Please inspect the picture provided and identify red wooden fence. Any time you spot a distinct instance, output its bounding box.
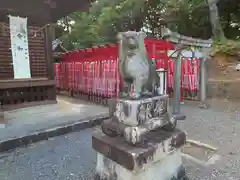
[54,38,200,103]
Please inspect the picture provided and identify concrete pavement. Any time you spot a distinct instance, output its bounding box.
[0,95,108,152]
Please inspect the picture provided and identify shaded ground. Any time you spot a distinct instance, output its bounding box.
[0,95,107,141]
[0,99,239,179]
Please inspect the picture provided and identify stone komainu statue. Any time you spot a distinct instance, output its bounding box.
[101,31,178,145]
[117,31,161,99]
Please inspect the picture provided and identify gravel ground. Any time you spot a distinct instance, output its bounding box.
[0,129,96,180]
[0,100,239,180]
[179,100,240,180]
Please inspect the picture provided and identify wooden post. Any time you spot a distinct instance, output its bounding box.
[45,24,56,101]
[198,57,209,109]
[173,52,182,116]
[45,24,54,80]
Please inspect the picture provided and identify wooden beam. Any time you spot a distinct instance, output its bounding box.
[0,78,55,89]
[44,24,56,101]
[162,27,212,48]
[44,24,54,80]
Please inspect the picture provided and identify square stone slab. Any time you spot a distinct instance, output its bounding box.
[92,128,186,172]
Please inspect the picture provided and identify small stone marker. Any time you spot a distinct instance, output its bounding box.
[235,63,240,71]
[0,109,6,128]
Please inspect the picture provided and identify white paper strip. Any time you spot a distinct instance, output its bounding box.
[157,68,166,95]
[168,50,203,58]
[9,15,31,79]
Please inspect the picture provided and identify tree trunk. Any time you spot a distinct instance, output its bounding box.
[207,0,225,41]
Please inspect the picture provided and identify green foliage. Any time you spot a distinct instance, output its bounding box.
[211,40,240,57]
[166,0,211,39]
[59,0,145,50]
[60,12,101,49]
[56,0,240,50]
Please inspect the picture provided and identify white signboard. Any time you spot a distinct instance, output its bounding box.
[9,15,31,79]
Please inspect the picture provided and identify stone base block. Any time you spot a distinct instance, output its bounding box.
[104,95,178,145]
[108,95,169,127]
[92,128,186,180]
[94,151,185,180]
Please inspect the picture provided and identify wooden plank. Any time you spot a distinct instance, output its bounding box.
[0,79,55,89]
[32,75,48,78]
[0,61,12,64]
[31,75,48,78]
[0,69,14,73]
[0,55,12,59]
[0,48,11,52]
[29,47,45,51]
[31,70,48,73]
[30,59,47,62]
[31,71,48,75]
[0,76,13,79]
[30,70,48,73]
[29,56,46,59]
[31,64,47,67]
[29,51,45,54]
[29,43,45,46]
[0,59,47,65]
[31,66,47,68]
[28,38,44,41]
[31,64,49,67]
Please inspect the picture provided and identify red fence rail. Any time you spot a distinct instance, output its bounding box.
[54,38,200,104]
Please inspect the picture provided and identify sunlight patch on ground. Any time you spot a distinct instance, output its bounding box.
[57,99,86,112]
[181,139,221,167]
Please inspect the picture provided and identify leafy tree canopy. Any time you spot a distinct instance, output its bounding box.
[56,0,240,50]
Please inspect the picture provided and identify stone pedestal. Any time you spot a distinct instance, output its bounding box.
[102,95,177,145]
[92,128,186,180]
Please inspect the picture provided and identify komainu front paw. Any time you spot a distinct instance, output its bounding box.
[131,92,141,99]
[123,127,142,145]
[101,120,119,137]
[163,116,177,131]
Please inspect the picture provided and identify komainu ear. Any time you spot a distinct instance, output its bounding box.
[138,31,146,39]
[117,32,123,40]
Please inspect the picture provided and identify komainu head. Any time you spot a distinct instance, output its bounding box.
[117,31,145,51]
